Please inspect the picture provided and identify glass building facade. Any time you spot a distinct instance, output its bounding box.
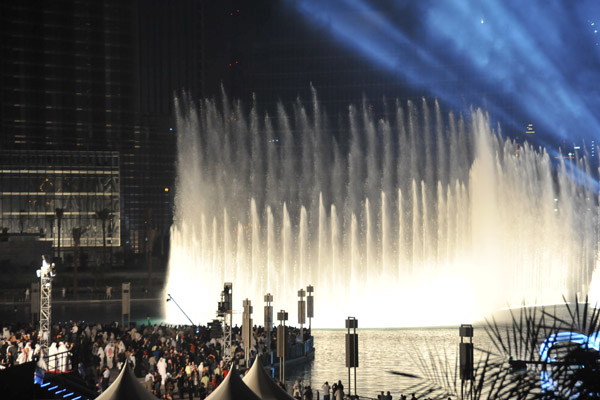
[0,0,182,258]
[0,150,120,249]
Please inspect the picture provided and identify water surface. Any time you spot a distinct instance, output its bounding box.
[286,328,492,398]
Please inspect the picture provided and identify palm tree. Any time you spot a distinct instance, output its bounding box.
[72,226,86,299]
[94,209,113,268]
[55,208,65,263]
[19,209,26,233]
[45,215,54,239]
[406,296,600,400]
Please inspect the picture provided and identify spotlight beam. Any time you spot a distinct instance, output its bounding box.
[288,0,600,191]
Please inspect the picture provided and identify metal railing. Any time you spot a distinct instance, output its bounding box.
[43,350,73,373]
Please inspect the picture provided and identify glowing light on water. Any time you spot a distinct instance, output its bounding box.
[164,93,598,328]
[539,331,600,393]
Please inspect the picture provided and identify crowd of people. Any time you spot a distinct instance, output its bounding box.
[0,320,312,399]
[0,321,442,400]
[319,381,428,400]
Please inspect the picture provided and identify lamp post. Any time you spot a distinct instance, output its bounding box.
[459,324,474,400]
[306,285,314,331]
[298,289,306,349]
[122,283,131,328]
[264,293,273,364]
[242,299,253,367]
[277,310,288,381]
[345,317,358,398]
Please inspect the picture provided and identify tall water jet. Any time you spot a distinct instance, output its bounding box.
[165,93,599,327]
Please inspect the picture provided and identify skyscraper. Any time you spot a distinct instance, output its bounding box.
[0,0,193,262]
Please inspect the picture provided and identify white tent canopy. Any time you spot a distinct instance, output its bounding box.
[95,361,158,400]
[243,357,295,400]
[205,366,262,400]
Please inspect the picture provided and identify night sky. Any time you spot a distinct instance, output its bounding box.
[206,0,599,164]
[289,0,600,153]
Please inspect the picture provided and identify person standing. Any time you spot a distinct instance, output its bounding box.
[145,370,154,391]
[304,385,313,400]
[34,344,46,370]
[334,380,344,400]
[97,344,105,368]
[200,372,210,396]
[116,347,126,370]
[48,342,57,370]
[175,367,186,399]
[105,341,115,369]
[157,357,168,387]
[322,381,330,400]
[102,366,110,391]
[58,341,68,372]
[71,323,78,342]
[293,379,303,399]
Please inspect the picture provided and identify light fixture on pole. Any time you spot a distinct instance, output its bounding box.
[277,310,288,381]
[37,256,55,350]
[217,283,233,360]
[460,324,474,400]
[306,285,314,331]
[122,282,131,328]
[264,293,273,364]
[345,317,358,398]
[242,299,253,367]
[298,289,306,351]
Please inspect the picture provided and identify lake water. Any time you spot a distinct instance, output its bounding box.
[285,328,492,399]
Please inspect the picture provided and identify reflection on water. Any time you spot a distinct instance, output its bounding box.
[286,328,492,398]
[0,299,164,326]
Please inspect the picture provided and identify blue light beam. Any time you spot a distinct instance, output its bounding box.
[288,0,600,190]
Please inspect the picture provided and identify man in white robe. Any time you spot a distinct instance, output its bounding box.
[16,344,26,365]
[58,342,68,372]
[97,344,105,368]
[105,341,114,369]
[24,342,33,362]
[48,343,58,371]
[34,344,46,370]
[157,357,167,387]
